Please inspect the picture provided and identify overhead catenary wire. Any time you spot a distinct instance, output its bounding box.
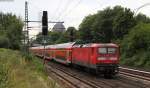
[134,3,150,15]
[61,0,115,27]
[57,0,102,28]
[55,0,73,21]
[51,0,62,21]
[58,0,82,21]
[25,0,66,32]
[54,0,73,21]
[27,1,43,25]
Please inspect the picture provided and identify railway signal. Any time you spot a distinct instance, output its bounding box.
[42,11,48,64]
[42,11,48,35]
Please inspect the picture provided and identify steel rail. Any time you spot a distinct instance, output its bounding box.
[119,67,150,81]
[46,64,103,88]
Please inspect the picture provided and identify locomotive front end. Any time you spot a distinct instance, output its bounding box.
[96,44,119,77]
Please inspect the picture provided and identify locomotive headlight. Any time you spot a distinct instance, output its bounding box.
[110,57,117,60]
[97,57,106,60]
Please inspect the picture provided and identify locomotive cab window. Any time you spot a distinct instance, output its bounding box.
[98,48,107,54]
[108,48,116,54]
[98,47,116,54]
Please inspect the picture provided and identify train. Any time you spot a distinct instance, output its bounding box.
[30,42,120,78]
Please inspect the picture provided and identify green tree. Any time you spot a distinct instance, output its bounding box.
[79,14,96,43]
[0,36,10,48]
[48,31,62,44]
[0,12,23,49]
[92,7,114,43]
[121,23,150,68]
[79,6,136,43]
[135,13,150,23]
[34,32,59,45]
[112,6,136,39]
[50,27,77,44]
[66,27,77,42]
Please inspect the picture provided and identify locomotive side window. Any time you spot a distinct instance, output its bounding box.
[108,48,116,54]
[98,48,107,54]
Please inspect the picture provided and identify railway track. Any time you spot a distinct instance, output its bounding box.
[119,67,150,81]
[45,64,103,88]
[44,61,150,88]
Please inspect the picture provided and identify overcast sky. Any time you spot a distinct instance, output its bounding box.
[0,0,150,36]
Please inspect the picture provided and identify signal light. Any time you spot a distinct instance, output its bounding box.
[42,11,48,35]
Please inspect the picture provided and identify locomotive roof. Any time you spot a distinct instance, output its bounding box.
[92,43,118,47]
[73,43,118,48]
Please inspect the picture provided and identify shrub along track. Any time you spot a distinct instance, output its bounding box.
[44,61,150,88]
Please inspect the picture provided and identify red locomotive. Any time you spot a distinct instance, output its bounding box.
[30,42,119,77]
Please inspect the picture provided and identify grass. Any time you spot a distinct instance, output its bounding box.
[0,48,61,88]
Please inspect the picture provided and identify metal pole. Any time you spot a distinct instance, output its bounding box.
[43,35,46,64]
[25,1,29,54]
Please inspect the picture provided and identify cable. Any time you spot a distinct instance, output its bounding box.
[58,0,82,21]
[56,0,73,20]
[59,0,82,21]
[134,3,150,15]
[51,0,62,20]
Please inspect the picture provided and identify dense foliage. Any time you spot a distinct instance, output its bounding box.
[121,23,150,68]
[79,6,136,43]
[0,12,23,49]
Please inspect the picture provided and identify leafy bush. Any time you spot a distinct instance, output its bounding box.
[0,12,23,50]
[121,23,150,69]
[0,36,10,48]
[0,64,9,88]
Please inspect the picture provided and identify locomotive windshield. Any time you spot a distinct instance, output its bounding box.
[98,47,116,54]
[98,48,107,54]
